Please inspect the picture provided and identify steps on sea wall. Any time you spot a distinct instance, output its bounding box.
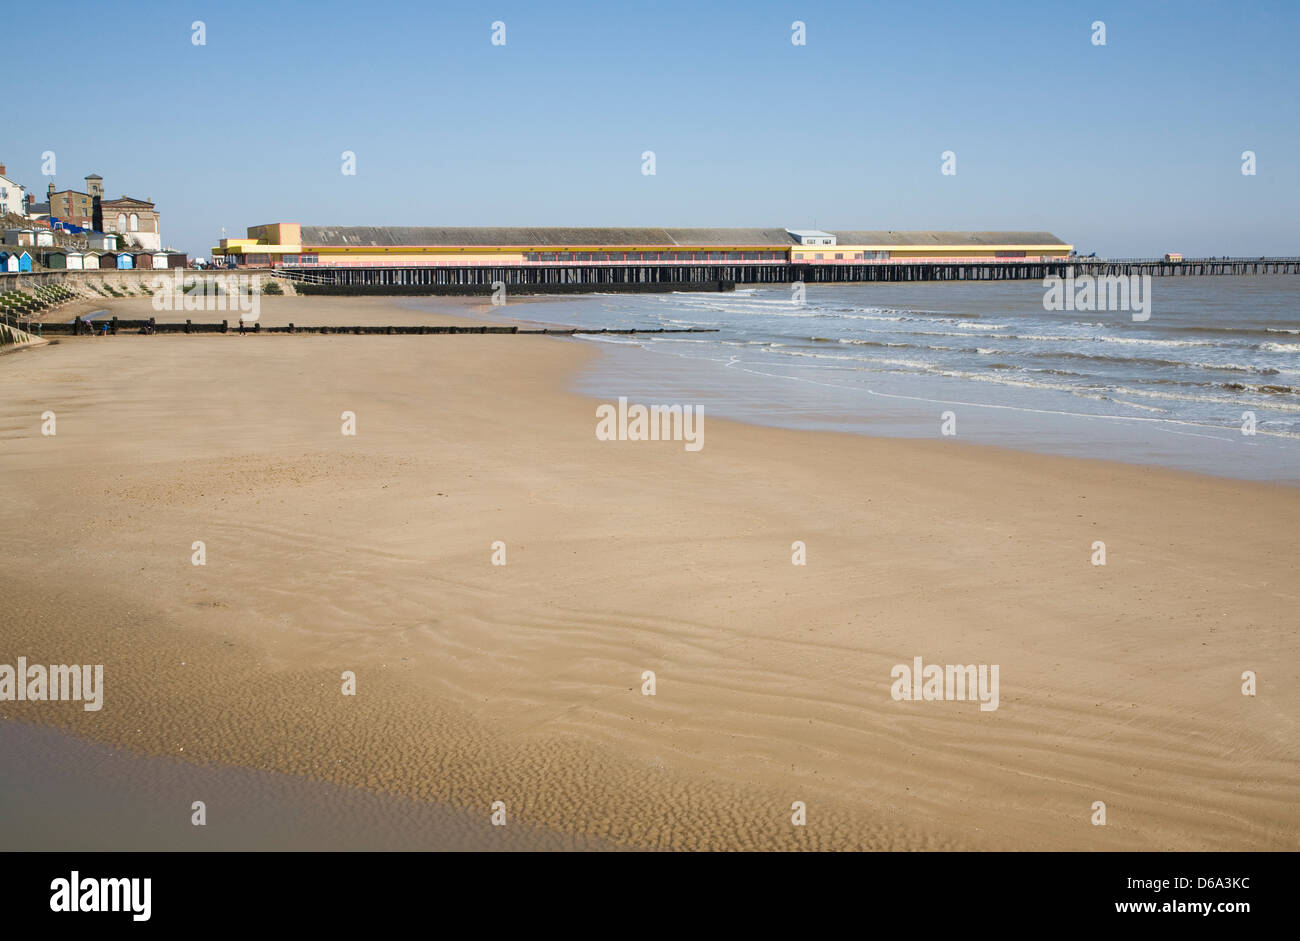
[0,320,45,352]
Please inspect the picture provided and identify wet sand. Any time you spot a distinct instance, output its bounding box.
[0,721,614,851]
[0,295,1296,850]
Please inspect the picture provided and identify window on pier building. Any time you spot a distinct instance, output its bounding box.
[814,253,823,260]
[835,253,843,259]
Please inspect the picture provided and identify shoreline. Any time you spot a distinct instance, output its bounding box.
[465,284,1300,486]
[55,291,1298,486]
[2,295,1296,851]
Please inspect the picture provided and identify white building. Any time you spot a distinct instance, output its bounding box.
[0,164,26,218]
[786,229,837,247]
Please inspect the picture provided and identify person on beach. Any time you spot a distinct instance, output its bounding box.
[239,316,246,336]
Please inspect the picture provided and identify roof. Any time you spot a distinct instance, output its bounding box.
[827,230,1069,246]
[298,226,1069,248]
[102,196,154,207]
[300,226,796,247]
[85,173,102,180]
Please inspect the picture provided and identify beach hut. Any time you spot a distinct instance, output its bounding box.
[116,253,134,270]
[42,250,67,269]
[35,229,54,247]
[166,252,188,268]
[64,251,86,271]
[82,252,100,270]
[148,252,168,270]
[98,252,118,270]
[18,251,32,272]
[1,252,16,273]
[87,232,118,251]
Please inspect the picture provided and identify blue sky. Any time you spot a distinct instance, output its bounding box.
[6,0,1297,256]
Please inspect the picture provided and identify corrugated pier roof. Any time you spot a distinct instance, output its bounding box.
[828,231,1067,245]
[301,226,795,247]
[298,226,1070,248]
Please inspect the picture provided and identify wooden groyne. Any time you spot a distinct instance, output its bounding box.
[30,318,720,338]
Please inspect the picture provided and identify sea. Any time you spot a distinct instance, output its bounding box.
[475,275,1300,483]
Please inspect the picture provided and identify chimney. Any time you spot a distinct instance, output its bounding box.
[48,182,56,198]
[0,164,6,176]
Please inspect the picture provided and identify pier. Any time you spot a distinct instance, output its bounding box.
[275,256,1300,293]
[3,256,1297,304]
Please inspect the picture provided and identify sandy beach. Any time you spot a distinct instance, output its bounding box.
[1,294,1295,851]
